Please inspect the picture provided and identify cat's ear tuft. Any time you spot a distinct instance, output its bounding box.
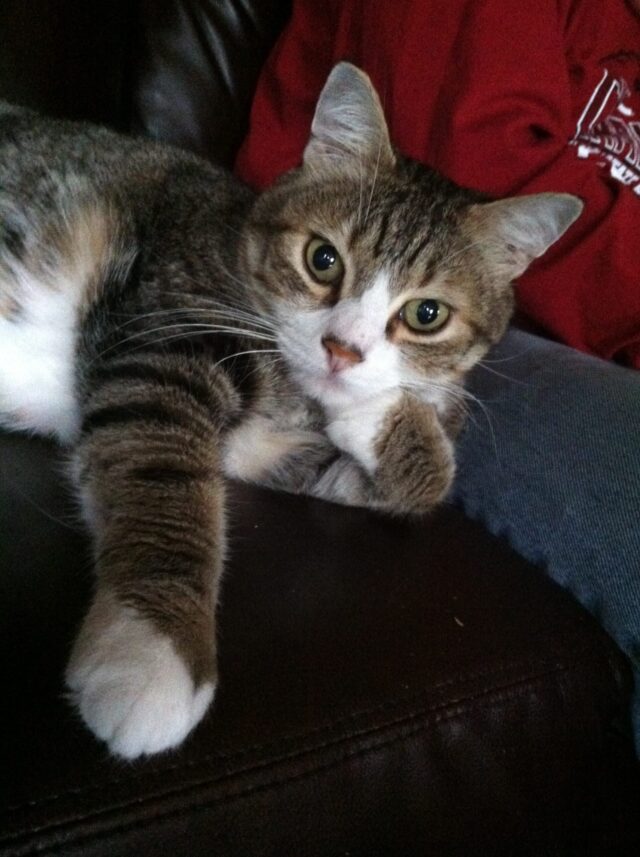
[303,62,395,174]
[466,193,584,280]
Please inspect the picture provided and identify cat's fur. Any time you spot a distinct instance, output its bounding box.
[0,64,582,758]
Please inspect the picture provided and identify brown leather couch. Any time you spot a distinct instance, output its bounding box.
[1,2,639,855]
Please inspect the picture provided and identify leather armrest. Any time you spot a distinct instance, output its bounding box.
[1,431,638,856]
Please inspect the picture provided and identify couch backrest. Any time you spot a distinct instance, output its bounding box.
[0,0,134,129]
[0,0,290,166]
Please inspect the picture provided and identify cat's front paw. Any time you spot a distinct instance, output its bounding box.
[325,389,401,473]
[374,398,455,516]
[66,594,215,759]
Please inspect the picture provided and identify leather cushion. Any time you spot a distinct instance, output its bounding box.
[1,431,638,856]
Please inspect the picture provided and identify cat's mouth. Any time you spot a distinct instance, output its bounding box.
[295,357,382,412]
[302,363,353,392]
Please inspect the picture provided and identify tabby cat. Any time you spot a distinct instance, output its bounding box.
[0,63,582,758]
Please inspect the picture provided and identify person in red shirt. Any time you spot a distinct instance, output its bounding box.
[236,0,640,755]
[237,0,640,367]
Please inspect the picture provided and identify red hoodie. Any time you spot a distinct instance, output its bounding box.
[235,0,640,368]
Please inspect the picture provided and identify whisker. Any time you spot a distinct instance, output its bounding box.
[357,145,364,230]
[436,236,506,269]
[111,306,276,333]
[215,348,280,368]
[3,478,82,532]
[362,132,384,228]
[93,322,277,363]
[476,362,530,385]
[231,353,284,386]
[401,378,498,452]
[218,222,245,239]
[92,328,280,362]
[161,290,278,329]
[480,345,535,365]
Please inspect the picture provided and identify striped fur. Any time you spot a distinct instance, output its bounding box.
[0,64,582,757]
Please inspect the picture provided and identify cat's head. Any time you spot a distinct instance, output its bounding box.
[242,62,582,413]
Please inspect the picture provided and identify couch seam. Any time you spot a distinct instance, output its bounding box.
[1,658,620,854]
[6,667,618,857]
[1,636,606,817]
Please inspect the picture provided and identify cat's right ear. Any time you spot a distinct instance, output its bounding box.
[465,193,584,280]
[303,62,395,175]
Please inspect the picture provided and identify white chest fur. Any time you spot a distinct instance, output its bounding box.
[0,201,123,443]
[0,285,81,442]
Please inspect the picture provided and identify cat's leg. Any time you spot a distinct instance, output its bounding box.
[325,391,455,516]
[66,381,225,758]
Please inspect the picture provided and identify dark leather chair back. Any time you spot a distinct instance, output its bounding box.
[0,0,290,166]
[130,0,291,164]
[0,0,134,128]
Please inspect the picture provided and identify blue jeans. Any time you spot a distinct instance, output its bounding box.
[452,328,640,754]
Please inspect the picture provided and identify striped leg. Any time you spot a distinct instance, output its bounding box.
[66,354,233,758]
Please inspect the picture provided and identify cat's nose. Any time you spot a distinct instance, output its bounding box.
[322,336,364,372]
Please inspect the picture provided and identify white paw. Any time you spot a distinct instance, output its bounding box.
[66,600,214,759]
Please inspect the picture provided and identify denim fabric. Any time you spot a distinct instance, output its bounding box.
[452,328,640,753]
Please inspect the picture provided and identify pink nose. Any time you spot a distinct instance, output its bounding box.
[322,336,364,372]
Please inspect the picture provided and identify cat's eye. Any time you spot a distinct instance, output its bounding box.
[401,299,451,334]
[305,238,344,285]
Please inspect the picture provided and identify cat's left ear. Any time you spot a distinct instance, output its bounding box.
[303,62,395,174]
[465,193,584,280]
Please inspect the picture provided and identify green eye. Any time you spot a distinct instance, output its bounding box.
[402,299,451,333]
[305,238,344,285]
